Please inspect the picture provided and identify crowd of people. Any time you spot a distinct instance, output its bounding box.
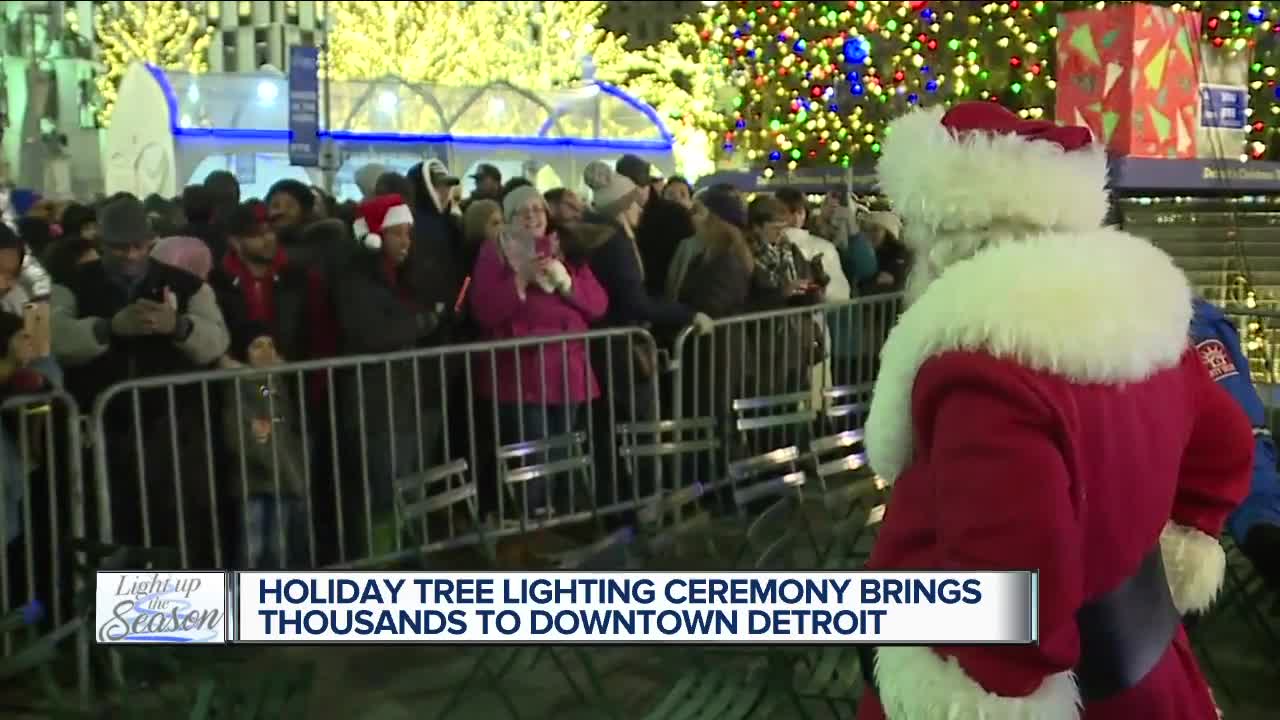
[0,153,912,578]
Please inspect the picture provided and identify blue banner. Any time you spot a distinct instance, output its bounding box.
[288,46,320,167]
[1200,84,1248,130]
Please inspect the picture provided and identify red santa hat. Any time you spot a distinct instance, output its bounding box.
[877,102,1109,240]
[353,194,413,251]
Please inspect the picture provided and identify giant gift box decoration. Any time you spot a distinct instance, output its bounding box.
[1055,3,1200,158]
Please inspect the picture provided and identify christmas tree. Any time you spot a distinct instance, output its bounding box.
[94,2,211,126]
[601,21,736,179]
[696,0,1072,172]
[687,1,1280,171]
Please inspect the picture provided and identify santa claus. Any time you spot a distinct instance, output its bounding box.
[855,101,1254,719]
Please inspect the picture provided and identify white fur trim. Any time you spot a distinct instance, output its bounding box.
[878,106,1109,235]
[865,228,1191,484]
[875,646,1081,720]
[1159,522,1226,615]
[353,218,379,250]
[381,203,412,229]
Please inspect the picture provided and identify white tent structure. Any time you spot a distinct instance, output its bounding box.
[103,62,676,200]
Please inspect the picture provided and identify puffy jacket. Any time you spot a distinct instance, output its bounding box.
[1189,297,1280,542]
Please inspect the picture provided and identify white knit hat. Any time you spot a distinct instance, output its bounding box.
[583,160,639,216]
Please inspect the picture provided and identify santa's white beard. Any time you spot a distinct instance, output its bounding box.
[903,255,937,307]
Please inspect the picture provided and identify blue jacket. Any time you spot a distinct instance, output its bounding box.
[1189,298,1280,541]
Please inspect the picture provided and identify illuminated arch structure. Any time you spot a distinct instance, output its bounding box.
[104,63,674,200]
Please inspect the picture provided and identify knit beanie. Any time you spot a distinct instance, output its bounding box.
[502,185,545,223]
[354,164,388,200]
[583,161,639,218]
[699,188,748,230]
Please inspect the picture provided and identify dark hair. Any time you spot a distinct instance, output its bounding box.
[666,175,692,191]
[0,221,25,256]
[14,217,49,257]
[747,196,788,228]
[500,177,534,201]
[202,170,241,211]
[60,203,96,239]
[181,184,215,225]
[543,188,569,205]
[42,235,95,285]
[265,179,316,214]
[773,187,808,214]
[374,171,413,200]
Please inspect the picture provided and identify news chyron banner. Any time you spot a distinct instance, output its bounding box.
[96,571,1037,645]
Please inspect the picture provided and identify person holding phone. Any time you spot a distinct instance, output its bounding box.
[48,194,230,557]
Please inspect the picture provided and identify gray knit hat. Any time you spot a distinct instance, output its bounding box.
[502,185,545,223]
[97,195,154,248]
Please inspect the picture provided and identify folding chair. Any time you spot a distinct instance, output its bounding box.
[805,429,887,563]
[1191,536,1280,703]
[392,458,493,567]
[497,432,595,530]
[730,392,817,463]
[724,446,820,568]
[434,526,637,720]
[617,416,723,567]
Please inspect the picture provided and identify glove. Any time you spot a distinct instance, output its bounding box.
[136,299,178,335]
[543,259,573,295]
[110,304,148,337]
[691,312,714,336]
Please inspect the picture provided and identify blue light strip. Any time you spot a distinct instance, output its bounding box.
[147,65,673,152]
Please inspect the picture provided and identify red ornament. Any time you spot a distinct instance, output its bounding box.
[1212,36,1225,47]
[811,86,824,98]
[927,39,938,50]
[894,70,906,81]
[1208,17,1219,29]
[1010,57,1021,67]
[772,0,781,7]
[1009,0,1019,7]
[1030,63,1042,75]
[808,150,818,158]
[909,1,928,9]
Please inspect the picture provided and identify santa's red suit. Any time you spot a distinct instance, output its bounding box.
[854,103,1254,720]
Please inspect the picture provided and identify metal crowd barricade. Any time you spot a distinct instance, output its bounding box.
[87,326,663,572]
[0,388,89,704]
[667,293,904,495]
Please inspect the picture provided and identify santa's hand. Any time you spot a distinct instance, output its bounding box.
[543,259,573,295]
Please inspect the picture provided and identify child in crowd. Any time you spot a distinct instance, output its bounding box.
[221,323,308,569]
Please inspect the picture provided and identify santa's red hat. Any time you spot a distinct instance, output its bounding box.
[353,194,413,250]
[877,102,1108,239]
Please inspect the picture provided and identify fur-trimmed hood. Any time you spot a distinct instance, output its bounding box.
[865,227,1193,484]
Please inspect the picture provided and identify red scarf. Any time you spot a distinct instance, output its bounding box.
[224,249,288,324]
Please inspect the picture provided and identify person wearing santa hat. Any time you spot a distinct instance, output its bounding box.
[334,193,444,556]
[855,102,1253,720]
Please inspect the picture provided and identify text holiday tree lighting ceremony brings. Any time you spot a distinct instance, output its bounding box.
[212,570,1034,644]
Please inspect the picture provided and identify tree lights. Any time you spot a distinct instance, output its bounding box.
[94,2,211,127]
[688,1,1280,171]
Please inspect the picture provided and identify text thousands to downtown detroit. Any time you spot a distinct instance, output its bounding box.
[253,576,984,639]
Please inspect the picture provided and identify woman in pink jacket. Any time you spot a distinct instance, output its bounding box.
[470,186,608,517]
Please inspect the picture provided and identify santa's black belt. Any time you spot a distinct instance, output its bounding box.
[857,546,1180,703]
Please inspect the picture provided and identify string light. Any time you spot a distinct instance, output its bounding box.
[95,2,211,127]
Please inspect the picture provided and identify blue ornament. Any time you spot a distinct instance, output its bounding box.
[926,80,938,93]
[769,151,782,161]
[793,39,807,54]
